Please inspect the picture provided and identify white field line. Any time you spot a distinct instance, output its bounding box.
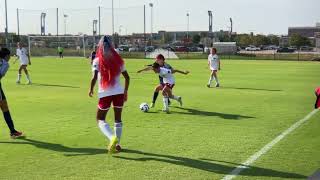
[222,109,319,180]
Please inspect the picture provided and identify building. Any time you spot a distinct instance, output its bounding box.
[288,26,320,38]
[279,36,289,47]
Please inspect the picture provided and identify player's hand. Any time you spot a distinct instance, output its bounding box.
[137,70,142,73]
[124,91,128,102]
[184,70,190,75]
[89,90,94,97]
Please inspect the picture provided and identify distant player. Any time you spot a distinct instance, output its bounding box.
[90,50,96,65]
[15,42,32,84]
[137,54,187,108]
[315,87,320,109]
[207,48,221,88]
[89,36,130,153]
[58,46,64,58]
[0,48,24,138]
[151,62,189,112]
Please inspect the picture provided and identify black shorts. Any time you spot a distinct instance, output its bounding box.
[0,84,6,101]
[59,52,63,55]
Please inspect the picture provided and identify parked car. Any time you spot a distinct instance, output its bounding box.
[245,45,261,51]
[300,46,313,51]
[174,46,187,52]
[276,47,295,53]
[145,46,155,52]
[129,47,139,52]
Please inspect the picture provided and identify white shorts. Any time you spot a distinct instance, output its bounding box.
[210,66,218,71]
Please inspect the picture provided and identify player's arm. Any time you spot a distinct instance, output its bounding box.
[218,58,221,70]
[137,66,152,73]
[89,70,98,97]
[172,68,189,75]
[122,71,130,101]
[0,61,9,79]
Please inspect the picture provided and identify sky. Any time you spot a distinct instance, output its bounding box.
[0,0,319,36]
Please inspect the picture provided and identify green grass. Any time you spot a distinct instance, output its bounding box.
[0,57,319,180]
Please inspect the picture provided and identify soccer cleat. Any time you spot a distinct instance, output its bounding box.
[115,144,122,153]
[10,131,24,139]
[206,84,210,88]
[108,136,118,154]
[16,80,20,84]
[27,81,32,85]
[215,83,220,87]
[162,108,169,113]
[150,103,155,108]
[168,99,171,106]
[177,96,183,107]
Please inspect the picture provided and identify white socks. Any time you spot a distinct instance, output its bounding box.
[163,97,169,110]
[26,74,31,82]
[171,95,180,101]
[114,122,123,144]
[98,120,113,140]
[17,74,21,81]
[208,76,219,85]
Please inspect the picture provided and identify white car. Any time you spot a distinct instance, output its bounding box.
[245,46,261,51]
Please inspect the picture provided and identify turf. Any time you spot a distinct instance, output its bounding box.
[0,57,319,180]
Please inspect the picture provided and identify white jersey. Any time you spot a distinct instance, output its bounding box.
[92,58,126,98]
[208,54,220,70]
[159,67,175,85]
[16,48,29,65]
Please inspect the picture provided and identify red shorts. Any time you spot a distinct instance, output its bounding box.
[98,94,124,110]
[164,83,175,89]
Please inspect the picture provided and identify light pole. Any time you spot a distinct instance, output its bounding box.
[186,12,190,41]
[112,0,115,36]
[5,0,9,46]
[149,3,153,46]
[93,20,98,49]
[64,14,68,35]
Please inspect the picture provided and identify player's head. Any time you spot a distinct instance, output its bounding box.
[96,35,124,89]
[155,54,165,66]
[211,48,217,54]
[17,42,23,48]
[152,62,161,73]
[0,48,11,61]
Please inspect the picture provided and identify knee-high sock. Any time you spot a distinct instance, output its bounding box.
[114,122,123,144]
[208,76,213,85]
[163,97,169,110]
[98,120,113,140]
[17,74,21,81]
[152,92,159,103]
[3,111,16,133]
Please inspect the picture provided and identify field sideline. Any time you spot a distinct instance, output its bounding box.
[0,57,319,180]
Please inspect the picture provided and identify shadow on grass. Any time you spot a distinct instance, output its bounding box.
[172,107,254,120]
[31,83,80,89]
[114,149,306,179]
[0,137,105,156]
[221,86,282,92]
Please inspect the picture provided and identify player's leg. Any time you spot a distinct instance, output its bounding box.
[22,65,32,84]
[151,84,163,108]
[0,88,23,138]
[112,94,125,152]
[96,96,113,141]
[167,85,182,107]
[16,65,23,84]
[162,86,172,112]
[212,70,220,87]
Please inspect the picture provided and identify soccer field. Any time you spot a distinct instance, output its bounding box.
[0,57,319,180]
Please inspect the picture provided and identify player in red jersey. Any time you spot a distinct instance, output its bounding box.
[89,36,130,153]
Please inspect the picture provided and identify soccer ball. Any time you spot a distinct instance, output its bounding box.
[139,103,149,112]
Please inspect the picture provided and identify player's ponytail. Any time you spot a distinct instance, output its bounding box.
[96,36,124,89]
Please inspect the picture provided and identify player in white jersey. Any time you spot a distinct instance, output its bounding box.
[89,36,130,153]
[137,54,188,108]
[207,48,221,88]
[14,42,32,84]
[151,62,188,113]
